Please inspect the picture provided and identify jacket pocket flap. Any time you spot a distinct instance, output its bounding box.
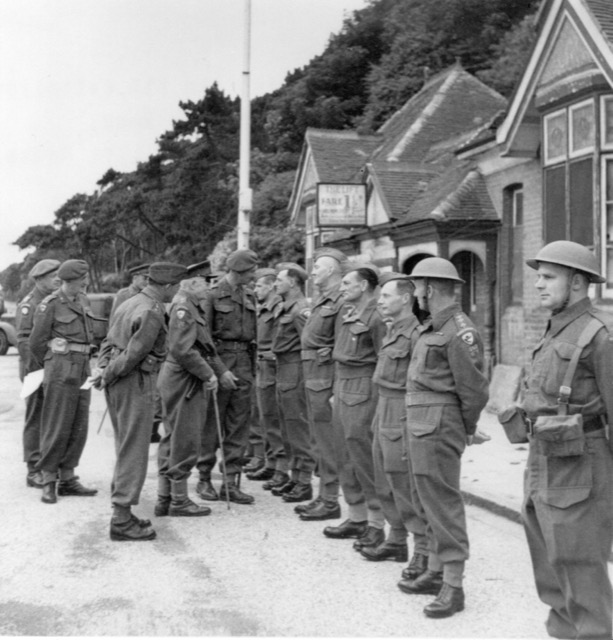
[541,486,591,509]
[305,378,333,392]
[408,421,437,437]
[423,335,447,347]
[552,341,575,360]
[214,303,233,313]
[381,430,403,442]
[349,324,369,335]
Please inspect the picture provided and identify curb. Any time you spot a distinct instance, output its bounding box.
[461,490,522,525]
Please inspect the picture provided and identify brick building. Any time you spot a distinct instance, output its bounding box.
[288,0,613,372]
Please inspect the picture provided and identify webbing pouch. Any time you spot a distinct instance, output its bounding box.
[497,406,529,444]
[533,414,585,457]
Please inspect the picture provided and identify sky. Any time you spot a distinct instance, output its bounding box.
[0,0,368,271]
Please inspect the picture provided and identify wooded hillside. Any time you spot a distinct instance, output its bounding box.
[3,0,539,298]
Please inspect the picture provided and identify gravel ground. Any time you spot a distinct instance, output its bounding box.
[0,351,552,637]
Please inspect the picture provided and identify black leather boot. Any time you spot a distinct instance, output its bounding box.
[397,569,444,595]
[401,552,429,581]
[352,525,385,550]
[57,477,97,496]
[169,479,211,516]
[323,519,367,539]
[360,541,408,562]
[41,481,57,504]
[196,479,219,501]
[219,475,255,505]
[282,482,313,503]
[423,583,465,618]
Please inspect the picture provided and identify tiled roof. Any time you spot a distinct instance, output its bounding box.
[373,65,507,163]
[584,0,613,49]
[367,162,439,219]
[405,162,498,224]
[306,129,381,183]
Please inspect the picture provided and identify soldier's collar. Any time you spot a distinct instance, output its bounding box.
[548,297,592,337]
[431,303,461,332]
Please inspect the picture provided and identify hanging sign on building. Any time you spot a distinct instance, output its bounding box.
[317,183,366,227]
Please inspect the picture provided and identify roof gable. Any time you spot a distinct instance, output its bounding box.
[305,128,381,183]
[498,0,613,155]
[374,66,506,163]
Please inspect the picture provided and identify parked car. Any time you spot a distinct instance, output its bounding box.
[0,315,17,356]
[88,292,116,347]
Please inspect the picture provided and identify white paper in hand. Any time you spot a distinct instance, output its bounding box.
[80,376,96,391]
[20,370,45,398]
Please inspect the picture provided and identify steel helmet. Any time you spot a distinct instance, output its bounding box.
[526,241,605,283]
[408,257,465,283]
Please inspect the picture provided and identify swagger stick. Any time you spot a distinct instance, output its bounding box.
[212,391,231,510]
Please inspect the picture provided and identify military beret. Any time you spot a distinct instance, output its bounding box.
[314,247,347,264]
[29,259,61,280]
[226,249,259,272]
[254,268,278,281]
[186,260,211,278]
[378,272,413,287]
[128,263,150,276]
[277,263,308,283]
[57,259,89,281]
[148,262,188,285]
[342,261,380,277]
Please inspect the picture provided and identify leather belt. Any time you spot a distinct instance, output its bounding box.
[406,391,459,406]
[583,415,606,433]
[48,340,92,354]
[300,349,318,360]
[525,415,606,434]
[275,352,302,364]
[68,343,92,354]
[257,350,276,361]
[216,340,250,352]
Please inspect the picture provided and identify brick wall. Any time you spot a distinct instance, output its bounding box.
[483,158,546,367]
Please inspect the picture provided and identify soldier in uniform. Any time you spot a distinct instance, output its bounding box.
[94,262,187,541]
[518,242,613,640]
[29,259,98,505]
[398,257,489,619]
[270,264,315,502]
[155,260,225,518]
[196,249,258,505]
[109,263,150,318]
[250,268,286,485]
[298,247,346,521]
[371,273,429,580]
[16,259,61,488]
[323,263,388,554]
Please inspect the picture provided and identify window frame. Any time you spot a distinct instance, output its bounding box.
[600,95,613,150]
[544,108,568,166]
[569,98,595,159]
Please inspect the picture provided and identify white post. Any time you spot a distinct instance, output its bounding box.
[237,0,252,249]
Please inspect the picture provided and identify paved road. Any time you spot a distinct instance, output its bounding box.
[0,349,550,637]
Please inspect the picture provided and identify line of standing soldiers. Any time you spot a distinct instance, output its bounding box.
[15,248,490,621]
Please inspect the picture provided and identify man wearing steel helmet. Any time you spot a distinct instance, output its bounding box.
[517,241,613,640]
[397,257,489,619]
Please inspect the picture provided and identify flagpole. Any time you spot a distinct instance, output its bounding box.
[237,0,252,249]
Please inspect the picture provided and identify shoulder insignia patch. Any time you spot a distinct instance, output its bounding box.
[461,331,475,346]
[21,305,30,315]
[177,309,186,320]
[301,309,311,318]
[38,304,47,313]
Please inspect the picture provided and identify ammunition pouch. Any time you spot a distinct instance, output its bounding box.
[497,406,529,444]
[533,414,585,457]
